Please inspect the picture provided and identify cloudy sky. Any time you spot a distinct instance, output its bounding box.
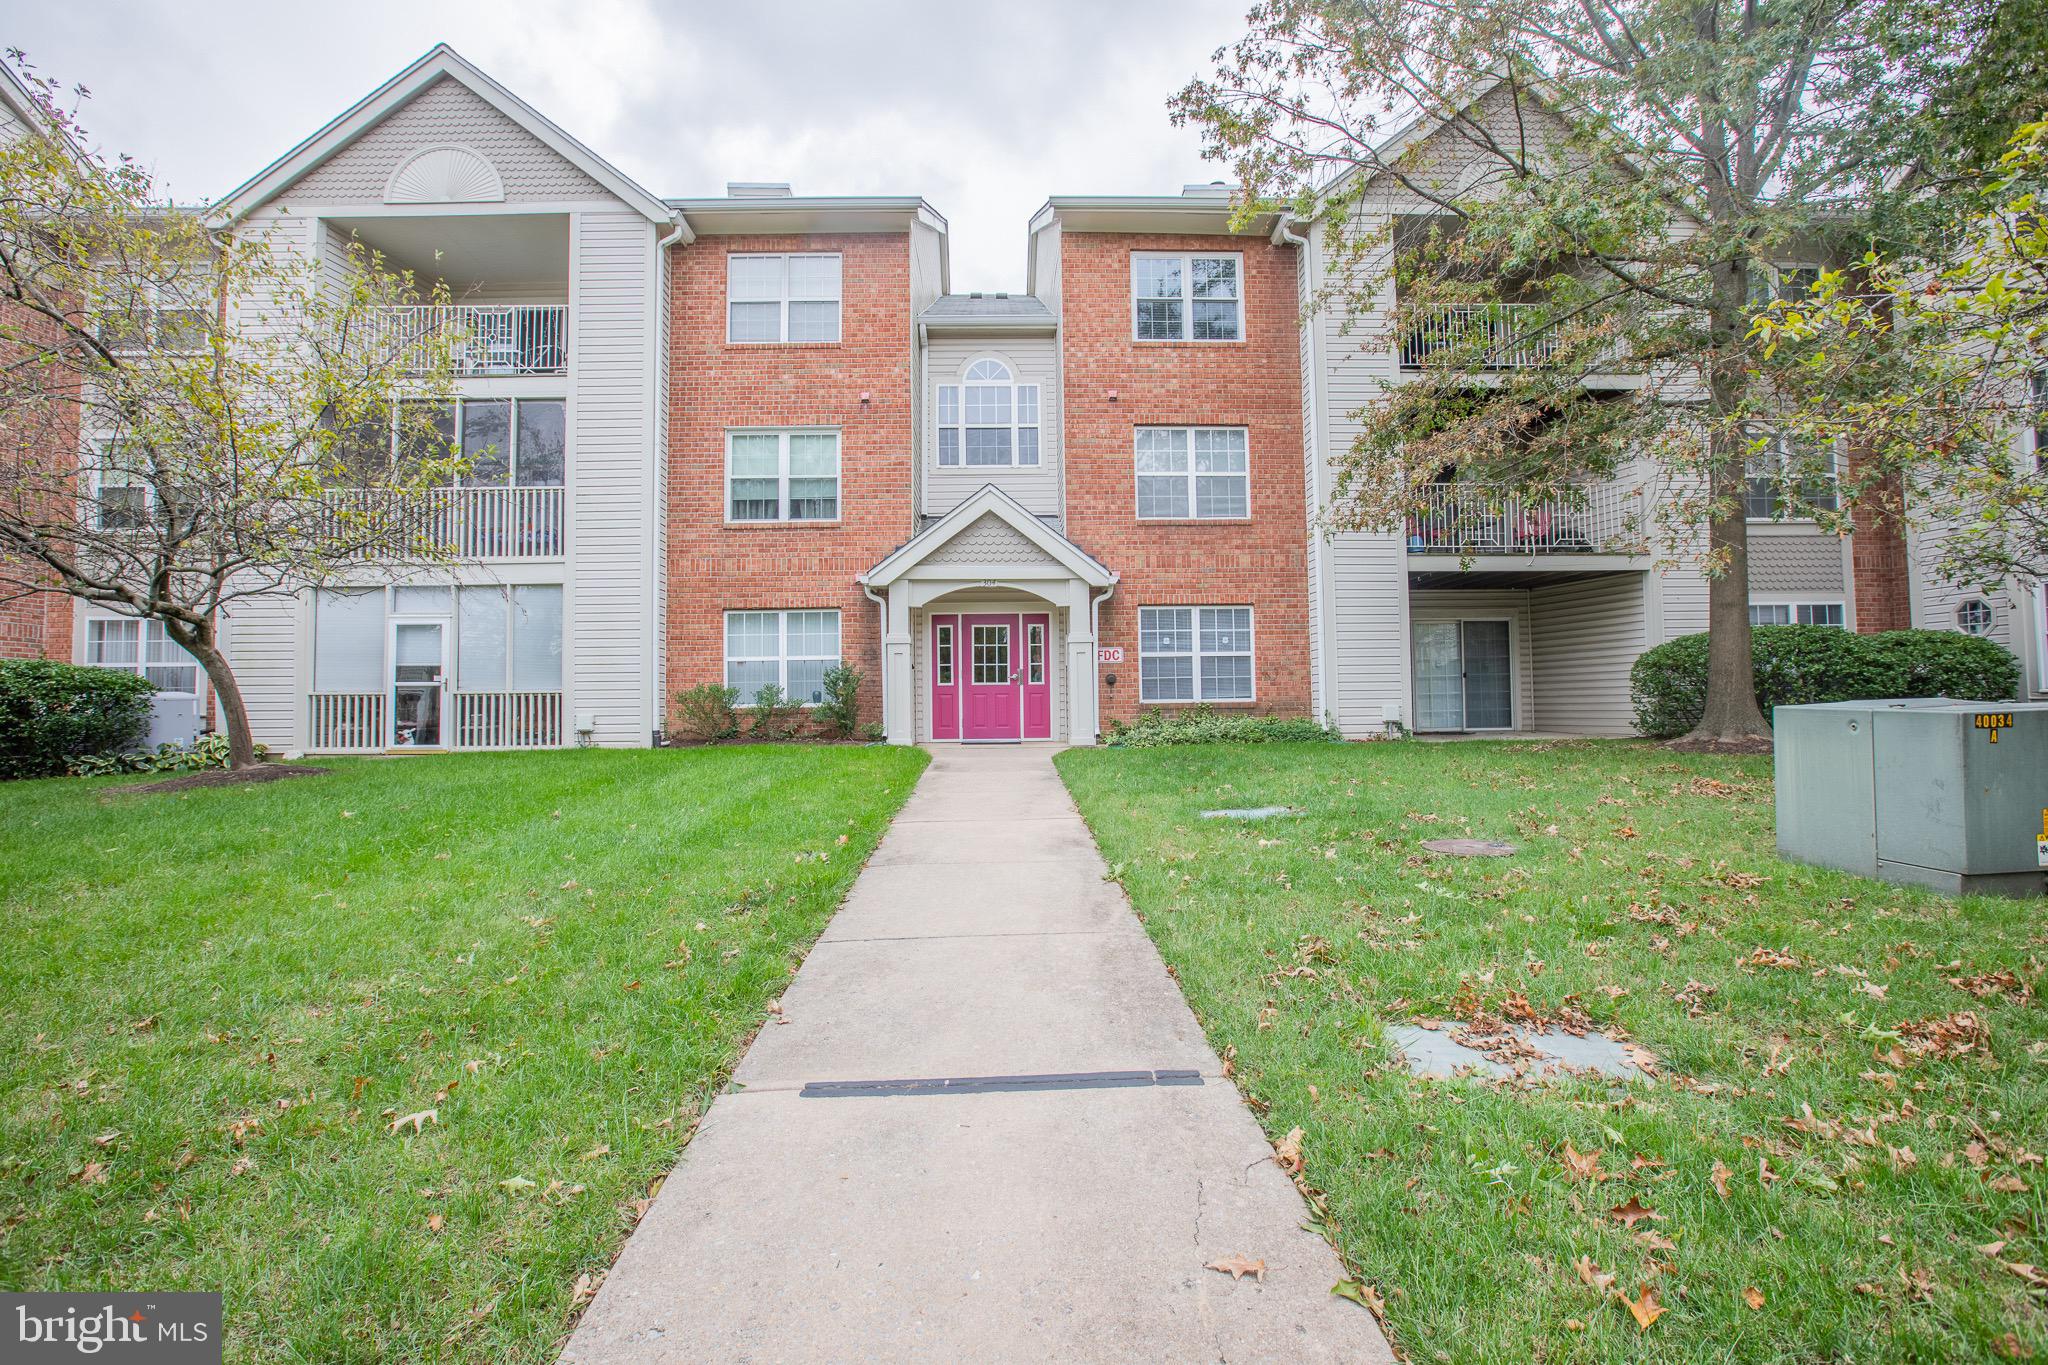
[8,0,1249,290]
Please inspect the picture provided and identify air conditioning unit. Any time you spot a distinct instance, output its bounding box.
[1775,699,2048,897]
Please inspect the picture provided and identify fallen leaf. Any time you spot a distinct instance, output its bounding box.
[1331,1279,1387,1319]
[1560,1142,1605,1183]
[1575,1255,1615,1292]
[75,1161,107,1185]
[1743,1285,1765,1311]
[1636,1229,1677,1252]
[1999,1261,2048,1289]
[1710,1159,1732,1199]
[1621,1283,1667,1331]
[1205,1254,1267,1282]
[1988,1174,2029,1194]
[1272,1127,1305,1176]
[1609,1197,1664,1228]
[579,1144,611,1162]
[388,1109,437,1136]
[427,1213,446,1233]
[499,1175,537,1193]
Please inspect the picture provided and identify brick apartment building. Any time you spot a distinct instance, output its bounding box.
[10,46,2043,753]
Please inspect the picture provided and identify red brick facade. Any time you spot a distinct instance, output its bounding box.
[1847,461,1912,633]
[0,296,79,664]
[662,233,915,731]
[0,586,71,661]
[1057,231,1312,724]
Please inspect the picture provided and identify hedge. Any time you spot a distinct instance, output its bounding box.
[0,659,156,779]
[1104,708,1340,748]
[1631,626,2020,738]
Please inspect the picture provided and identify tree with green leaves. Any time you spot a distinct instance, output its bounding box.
[0,59,460,768]
[1754,120,2048,588]
[1173,0,1977,744]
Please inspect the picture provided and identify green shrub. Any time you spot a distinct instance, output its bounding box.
[748,683,800,739]
[1630,626,2021,738]
[817,665,862,737]
[673,682,741,743]
[0,659,156,779]
[1104,706,1340,748]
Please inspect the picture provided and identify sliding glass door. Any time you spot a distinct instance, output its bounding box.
[1410,619,1513,731]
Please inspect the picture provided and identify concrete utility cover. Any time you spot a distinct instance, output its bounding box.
[1200,806,1297,820]
[1420,838,1517,857]
[1387,1024,1647,1081]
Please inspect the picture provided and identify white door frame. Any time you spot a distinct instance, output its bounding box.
[387,614,452,748]
[1411,615,1517,732]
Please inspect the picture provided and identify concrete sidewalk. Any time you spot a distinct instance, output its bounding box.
[561,744,1393,1364]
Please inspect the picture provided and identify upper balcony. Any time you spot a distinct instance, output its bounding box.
[367,303,568,377]
[1400,303,1556,371]
[1405,481,1637,558]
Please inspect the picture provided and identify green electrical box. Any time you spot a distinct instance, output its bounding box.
[1775,699,2048,897]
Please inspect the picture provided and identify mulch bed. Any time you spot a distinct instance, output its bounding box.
[115,765,328,795]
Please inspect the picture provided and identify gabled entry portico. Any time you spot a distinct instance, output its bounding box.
[858,486,1116,745]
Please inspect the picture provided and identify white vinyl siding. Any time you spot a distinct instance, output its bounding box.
[727,253,841,344]
[922,337,1061,519]
[1529,575,1647,737]
[725,609,841,705]
[1139,606,1254,703]
[727,430,840,522]
[1132,252,1242,342]
[1134,427,1249,520]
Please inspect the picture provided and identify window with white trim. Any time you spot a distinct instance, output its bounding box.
[1133,252,1241,341]
[86,439,202,530]
[2030,369,2047,472]
[1956,598,1995,636]
[727,253,841,344]
[1139,606,1254,702]
[1748,601,1845,627]
[726,431,840,522]
[934,621,954,686]
[1134,427,1249,519]
[1027,621,1045,685]
[725,609,842,704]
[1744,437,1838,519]
[936,359,1040,467]
[95,281,209,355]
[87,617,201,694]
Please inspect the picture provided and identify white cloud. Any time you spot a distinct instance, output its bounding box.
[8,0,1246,287]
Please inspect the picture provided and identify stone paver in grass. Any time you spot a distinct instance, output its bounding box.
[1386,1023,1651,1081]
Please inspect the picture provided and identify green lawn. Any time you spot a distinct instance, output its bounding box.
[1058,740,2045,1363]
[0,746,926,1362]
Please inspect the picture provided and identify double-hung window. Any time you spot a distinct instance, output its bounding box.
[1133,252,1242,341]
[95,282,210,355]
[1134,427,1249,518]
[725,609,842,704]
[87,439,200,530]
[1139,606,1254,703]
[1748,601,1845,627]
[727,430,840,521]
[86,617,201,693]
[727,253,841,343]
[937,360,1039,467]
[1744,437,1838,519]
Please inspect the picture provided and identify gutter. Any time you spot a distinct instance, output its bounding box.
[861,579,889,740]
[1091,579,1115,741]
[646,214,690,744]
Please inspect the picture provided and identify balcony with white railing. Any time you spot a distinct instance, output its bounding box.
[307,690,563,752]
[1405,482,1635,557]
[321,483,564,560]
[1400,303,1557,370]
[369,304,569,377]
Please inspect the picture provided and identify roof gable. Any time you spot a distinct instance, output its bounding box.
[214,44,671,225]
[861,485,1114,588]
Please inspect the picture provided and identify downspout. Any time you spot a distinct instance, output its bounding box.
[1270,211,1334,729]
[862,579,889,740]
[644,213,692,745]
[1091,579,1115,740]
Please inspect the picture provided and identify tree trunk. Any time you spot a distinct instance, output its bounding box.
[1684,272,1772,748]
[171,616,260,769]
[1689,483,1772,744]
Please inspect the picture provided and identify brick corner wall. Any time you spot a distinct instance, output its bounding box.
[1058,230,1312,724]
[663,232,915,733]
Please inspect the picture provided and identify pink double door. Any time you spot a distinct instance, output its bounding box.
[930,611,1050,741]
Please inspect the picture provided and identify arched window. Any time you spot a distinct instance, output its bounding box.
[937,358,1040,468]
